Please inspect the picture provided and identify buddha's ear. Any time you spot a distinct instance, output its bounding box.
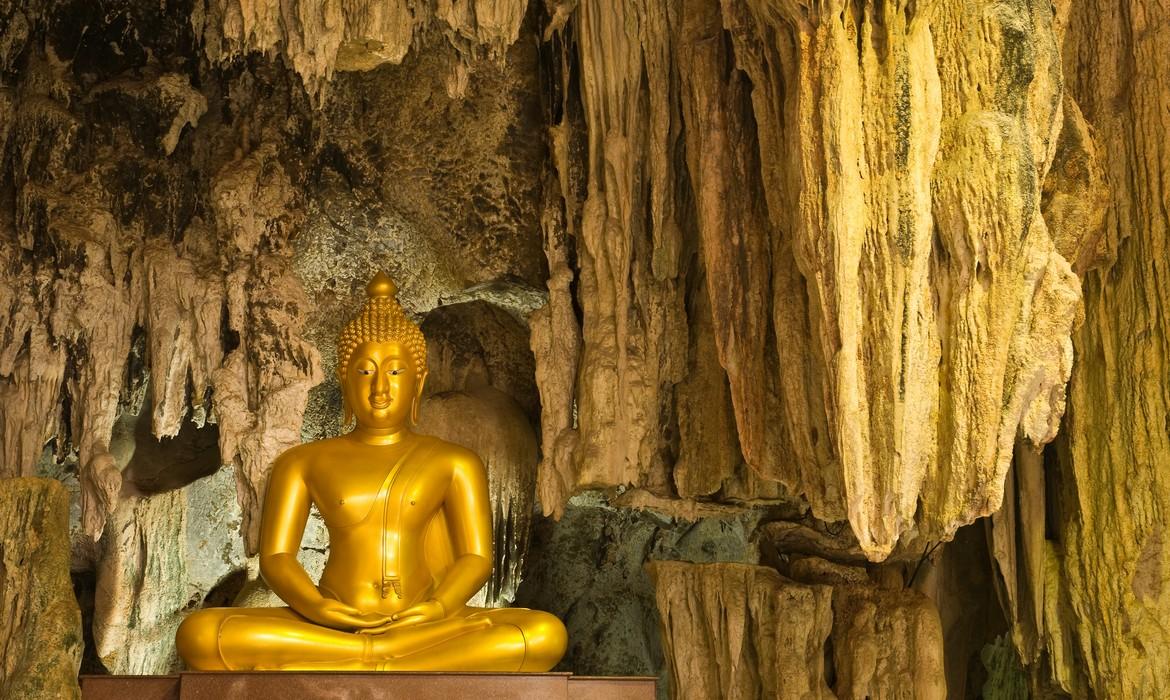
[411,369,428,425]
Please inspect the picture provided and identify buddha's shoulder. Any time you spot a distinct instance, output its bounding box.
[420,435,484,469]
[271,437,348,470]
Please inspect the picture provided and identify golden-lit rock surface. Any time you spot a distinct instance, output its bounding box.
[535,0,1091,561]
[981,1,1170,695]
[0,478,81,699]
[1049,0,1170,694]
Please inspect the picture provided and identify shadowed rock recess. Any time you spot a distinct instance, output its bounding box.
[0,0,1165,697]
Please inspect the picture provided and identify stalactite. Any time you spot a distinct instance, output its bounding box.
[530,82,583,518]
[559,0,687,501]
[142,234,225,437]
[533,0,1090,562]
[202,145,321,553]
[676,0,789,500]
[196,0,529,99]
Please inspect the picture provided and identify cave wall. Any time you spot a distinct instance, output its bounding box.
[0,0,1167,697]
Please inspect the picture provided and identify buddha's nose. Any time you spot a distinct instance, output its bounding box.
[371,369,391,406]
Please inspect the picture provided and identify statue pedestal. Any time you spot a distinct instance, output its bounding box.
[80,672,656,699]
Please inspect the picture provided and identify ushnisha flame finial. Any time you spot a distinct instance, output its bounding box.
[366,270,398,299]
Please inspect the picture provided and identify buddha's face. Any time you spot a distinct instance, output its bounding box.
[342,340,426,431]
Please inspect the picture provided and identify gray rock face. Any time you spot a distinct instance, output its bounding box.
[94,466,249,674]
[515,494,763,694]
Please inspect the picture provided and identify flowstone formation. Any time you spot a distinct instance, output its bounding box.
[0,0,1166,697]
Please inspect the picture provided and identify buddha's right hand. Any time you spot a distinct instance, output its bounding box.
[302,598,391,630]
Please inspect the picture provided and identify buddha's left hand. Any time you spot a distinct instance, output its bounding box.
[357,599,445,634]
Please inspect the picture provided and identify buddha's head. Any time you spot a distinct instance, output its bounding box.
[337,272,428,431]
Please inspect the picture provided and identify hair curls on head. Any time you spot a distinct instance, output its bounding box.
[337,272,427,378]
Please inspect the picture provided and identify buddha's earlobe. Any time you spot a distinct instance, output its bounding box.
[339,369,355,430]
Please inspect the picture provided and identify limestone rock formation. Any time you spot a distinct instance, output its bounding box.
[648,560,946,699]
[210,145,324,554]
[648,561,834,700]
[93,489,187,674]
[826,584,946,699]
[422,301,540,422]
[414,298,544,606]
[0,478,81,699]
[1046,0,1170,695]
[197,0,529,98]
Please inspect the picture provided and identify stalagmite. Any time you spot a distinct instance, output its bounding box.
[93,467,247,674]
[648,559,946,698]
[0,478,81,699]
[647,561,835,699]
[828,584,947,699]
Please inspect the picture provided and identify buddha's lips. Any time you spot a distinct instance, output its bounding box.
[370,399,392,409]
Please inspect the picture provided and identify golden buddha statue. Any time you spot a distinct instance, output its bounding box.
[176,272,566,672]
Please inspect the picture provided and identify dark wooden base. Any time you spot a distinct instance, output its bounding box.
[80,672,656,699]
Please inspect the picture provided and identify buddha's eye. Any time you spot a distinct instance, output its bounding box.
[389,368,404,376]
[358,368,373,375]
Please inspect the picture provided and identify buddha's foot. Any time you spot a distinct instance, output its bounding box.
[270,659,376,671]
[366,615,494,660]
[257,616,523,672]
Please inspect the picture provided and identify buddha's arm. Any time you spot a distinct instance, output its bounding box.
[258,454,318,609]
[259,452,387,629]
[378,448,492,630]
[430,449,493,614]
